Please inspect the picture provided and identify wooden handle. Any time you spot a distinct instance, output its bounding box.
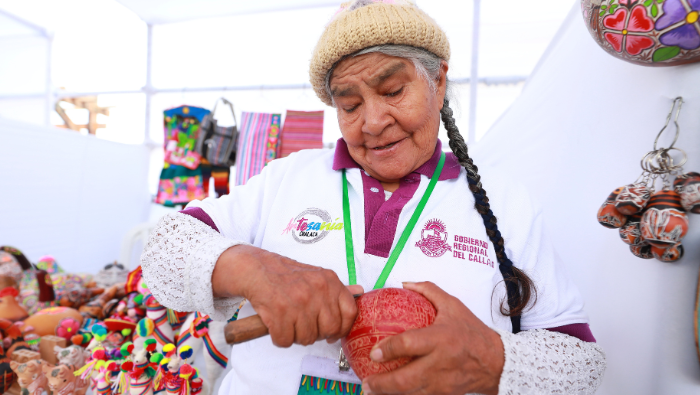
[224,314,269,345]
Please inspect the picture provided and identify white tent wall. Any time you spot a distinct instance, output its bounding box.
[0,117,151,273]
[474,5,700,394]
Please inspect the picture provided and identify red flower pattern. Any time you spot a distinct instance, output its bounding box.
[603,5,655,55]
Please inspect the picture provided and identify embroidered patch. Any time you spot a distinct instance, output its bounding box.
[282,208,344,244]
[415,219,452,257]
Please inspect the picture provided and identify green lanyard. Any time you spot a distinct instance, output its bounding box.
[342,152,446,289]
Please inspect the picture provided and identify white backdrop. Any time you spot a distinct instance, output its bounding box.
[474,5,700,394]
[0,117,151,273]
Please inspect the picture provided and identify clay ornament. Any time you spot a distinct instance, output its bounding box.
[55,344,90,369]
[341,288,437,380]
[178,312,231,390]
[10,360,48,395]
[43,363,88,395]
[619,212,645,246]
[676,172,700,213]
[22,306,83,337]
[581,0,700,66]
[0,276,29,322]
[597,187,628,228]
[640,191,689,247]
[651,243,685,262]
[615,183,651,215]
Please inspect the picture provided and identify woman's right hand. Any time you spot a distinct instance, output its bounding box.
[212,244,363,347]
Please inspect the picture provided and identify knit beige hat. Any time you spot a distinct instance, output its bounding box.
[309,0,450,106]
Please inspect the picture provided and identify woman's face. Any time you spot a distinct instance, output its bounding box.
[330,52,448,183]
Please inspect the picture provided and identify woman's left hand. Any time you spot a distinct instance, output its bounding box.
[361,281,505,395]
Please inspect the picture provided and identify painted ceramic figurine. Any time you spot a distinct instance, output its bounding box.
[615,183,651,215]
[10,360,49,395]
[56,344,90,369]
[676,172,700,213]
[44,363,89,395]
[581,0,700,66]
[92,360,119,395]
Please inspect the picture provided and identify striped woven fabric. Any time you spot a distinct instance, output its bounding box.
[277,110,325,158]
[235,112,281,185]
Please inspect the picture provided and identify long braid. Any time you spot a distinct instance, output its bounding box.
[441,98,534,333]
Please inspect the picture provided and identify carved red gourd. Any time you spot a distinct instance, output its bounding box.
[341,288,436,380]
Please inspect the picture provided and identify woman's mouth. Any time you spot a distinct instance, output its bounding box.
[372,139,404,150]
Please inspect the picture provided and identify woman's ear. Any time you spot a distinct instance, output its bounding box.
[437,60,449,110]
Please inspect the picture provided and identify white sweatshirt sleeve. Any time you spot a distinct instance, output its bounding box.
[140,212,247,321]
[495,329,607,395]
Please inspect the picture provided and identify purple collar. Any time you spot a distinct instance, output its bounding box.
[332,138,461,181]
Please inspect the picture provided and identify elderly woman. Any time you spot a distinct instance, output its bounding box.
[142,1,606,394]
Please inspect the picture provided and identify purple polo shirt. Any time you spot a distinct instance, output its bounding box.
[180,140,596,343]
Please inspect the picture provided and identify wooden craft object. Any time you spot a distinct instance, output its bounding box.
[39,335,66,365]
[55,96,110,135]
[11,349,41,363]
[223,315,268,345]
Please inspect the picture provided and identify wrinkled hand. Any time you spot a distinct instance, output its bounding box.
[362,282,504,395]
[213,245,363,347]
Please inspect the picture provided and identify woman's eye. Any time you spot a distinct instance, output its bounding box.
[386,87,403,97]
[343,105,359,114]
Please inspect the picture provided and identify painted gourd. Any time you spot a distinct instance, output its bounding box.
[341,288,436,380]
[676,172,700,213]
[581,0,700,66]
[640,190,688,247]
[619,212,645,245]
[615,183,651,215]
[630,243,654,259]
[651,243,684,262]
[598,187,628,228]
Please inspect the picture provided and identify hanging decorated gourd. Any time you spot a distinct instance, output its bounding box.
[597,187,628,228]
[580,0,700,66]
[597,97,696,263]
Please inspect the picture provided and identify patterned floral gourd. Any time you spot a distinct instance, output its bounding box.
[341,288,436,380]
[615,183,651,215]
[619,212,645,245]
[630,243,655,258]
[597,187,628,228]
[675,172,700,213]
[650,243,685,262]
[581,0,700,66]
[640,190,689,246]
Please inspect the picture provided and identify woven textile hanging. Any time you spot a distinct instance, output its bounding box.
[277,110,325,158]
[235,112,281,185]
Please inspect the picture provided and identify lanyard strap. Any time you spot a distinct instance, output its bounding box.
[342,152,446,289]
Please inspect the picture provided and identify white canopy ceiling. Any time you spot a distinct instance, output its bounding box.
[114,0,344,24]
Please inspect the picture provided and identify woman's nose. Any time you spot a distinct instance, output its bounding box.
[361,99,394,136]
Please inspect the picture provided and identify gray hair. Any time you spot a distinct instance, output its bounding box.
[323,44,447,107]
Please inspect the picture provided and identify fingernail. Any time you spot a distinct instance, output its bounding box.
[402,281,415,287]
[362,381,372,394]
[370,347,383,361]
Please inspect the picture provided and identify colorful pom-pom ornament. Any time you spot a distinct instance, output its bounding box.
[121,361,134,372]
[179,345,193,360]
[120,342,135,357]
[144,338,157,352]
[136,318,155,337]
[598,187,628,228]
[150,353,164,364]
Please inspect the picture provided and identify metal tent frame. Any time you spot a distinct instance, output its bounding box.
[0,1,525,145]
